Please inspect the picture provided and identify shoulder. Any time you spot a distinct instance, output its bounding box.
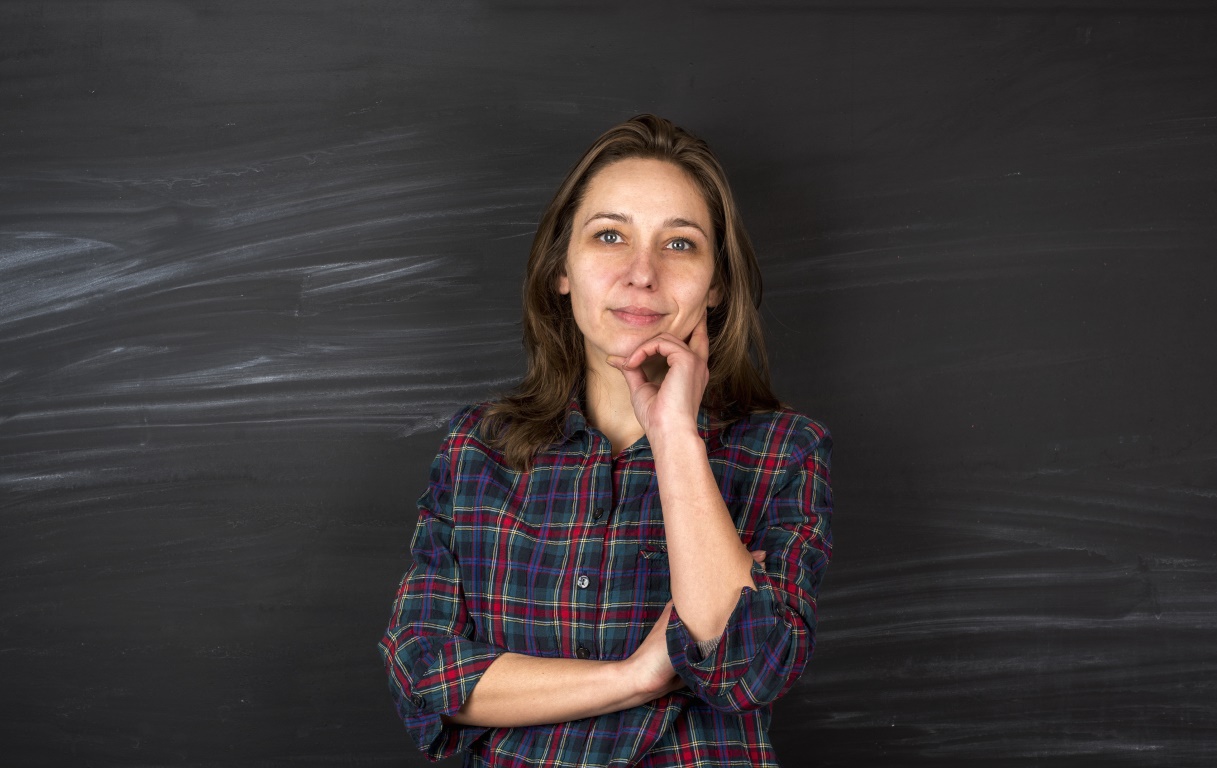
[436,401,517,471]
[441,401,491,437]
[715,407,832,465]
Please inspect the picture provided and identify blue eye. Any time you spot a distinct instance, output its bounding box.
[595,230,622,245]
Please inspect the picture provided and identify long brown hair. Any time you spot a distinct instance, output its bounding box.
[484,114,780,469]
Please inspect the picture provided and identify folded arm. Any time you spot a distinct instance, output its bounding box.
[442,596,686,729]
[655,420,834,714]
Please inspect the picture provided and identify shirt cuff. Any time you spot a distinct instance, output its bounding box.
[391,637,506,760]
[664,558,796,711]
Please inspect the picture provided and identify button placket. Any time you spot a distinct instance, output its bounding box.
[569,440,611,665]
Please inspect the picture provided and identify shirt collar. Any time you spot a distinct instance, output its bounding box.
[560,394,590,441]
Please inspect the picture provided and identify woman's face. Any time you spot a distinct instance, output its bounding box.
[559,157,721,365]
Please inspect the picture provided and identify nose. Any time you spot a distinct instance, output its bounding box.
[624,243,656,289]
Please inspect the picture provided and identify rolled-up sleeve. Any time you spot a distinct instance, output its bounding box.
[664,427,833,714]
[378,421,507,760]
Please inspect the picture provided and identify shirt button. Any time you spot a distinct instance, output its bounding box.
[577,574,590,589]
[576,645,591,659]
[593,507,605,520]
[412,694,425,709]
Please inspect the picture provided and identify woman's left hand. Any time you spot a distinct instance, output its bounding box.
[607,309,710,437]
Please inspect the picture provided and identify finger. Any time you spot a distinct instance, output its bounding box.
[621,334,692,370]
[751,550,767,563]
[689,310,711,361]
[607,352,652,386]
[617,361,650,396]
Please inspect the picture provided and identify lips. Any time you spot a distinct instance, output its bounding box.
[611,306,666,326]
[616,305,662,317]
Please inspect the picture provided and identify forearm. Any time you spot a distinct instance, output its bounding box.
[650,427,757,644]
[441,651,651,728]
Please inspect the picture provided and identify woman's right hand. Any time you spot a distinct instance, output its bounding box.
[624,599,686,699]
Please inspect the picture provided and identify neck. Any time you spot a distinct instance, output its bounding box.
[584,352,666,456]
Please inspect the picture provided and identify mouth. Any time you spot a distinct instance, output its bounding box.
[610,306,666,326]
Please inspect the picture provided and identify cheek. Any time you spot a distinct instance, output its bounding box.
[678,265,718,306]
[562,272,600,324]
[565,262,612,302]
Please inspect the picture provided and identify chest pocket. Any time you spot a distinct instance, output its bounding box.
[629,472,671,618]
[636,544,671,609]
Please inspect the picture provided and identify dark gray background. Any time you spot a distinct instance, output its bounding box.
[2,1,1215,766]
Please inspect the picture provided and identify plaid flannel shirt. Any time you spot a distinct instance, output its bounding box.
[379,399,833,766]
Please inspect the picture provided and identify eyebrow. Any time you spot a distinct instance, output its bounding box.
[584,211,709,238]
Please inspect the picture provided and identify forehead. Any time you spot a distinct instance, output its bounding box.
[578,158,711,223]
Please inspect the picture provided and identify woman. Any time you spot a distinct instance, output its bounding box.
[379,114,833,767]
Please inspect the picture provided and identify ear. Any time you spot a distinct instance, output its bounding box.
[707,282,722,308]
[557,270,570,295]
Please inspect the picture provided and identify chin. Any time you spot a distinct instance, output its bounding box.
[586,333,643,362]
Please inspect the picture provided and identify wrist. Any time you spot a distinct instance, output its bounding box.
[610,657,649,705]
[646,416,701,454]
[619,655,678,707]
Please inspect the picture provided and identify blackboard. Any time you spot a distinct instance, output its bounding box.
[2,2,1215,765]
